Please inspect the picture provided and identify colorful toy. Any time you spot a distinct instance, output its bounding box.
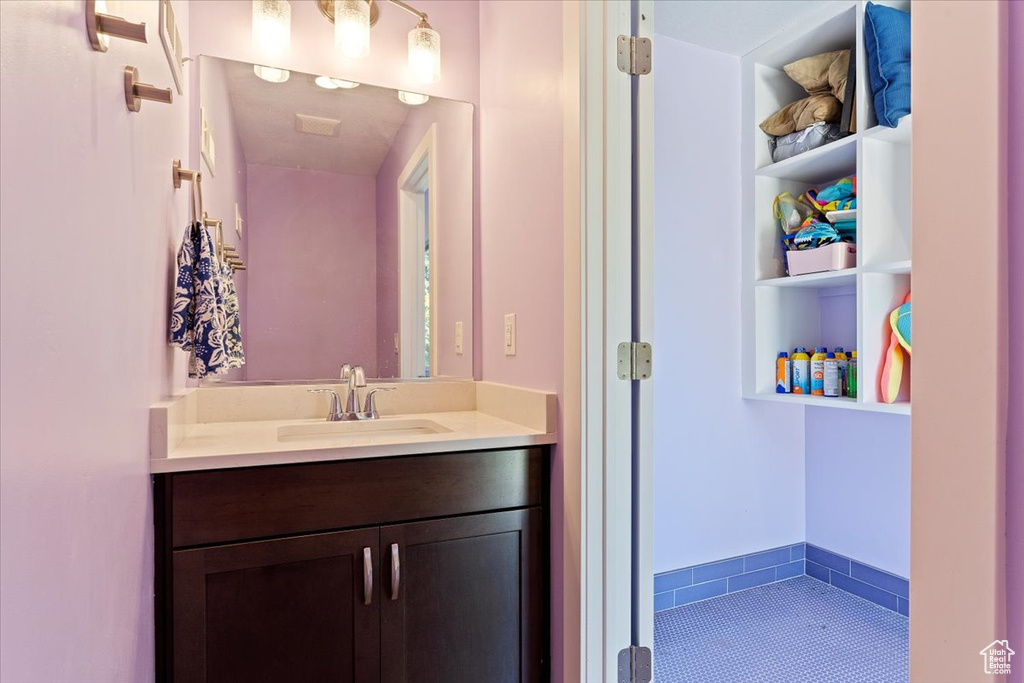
[880,291,912,403]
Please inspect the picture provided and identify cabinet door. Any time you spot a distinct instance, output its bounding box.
[172,528,380,683]
[380,508,545,683]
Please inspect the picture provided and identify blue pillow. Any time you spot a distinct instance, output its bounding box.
[864,2,911,127]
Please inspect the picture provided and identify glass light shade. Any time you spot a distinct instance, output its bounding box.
[315,76,361,90]
[398,91,429,106]
[251,0,291,58]
[253,65,291,83]
[335,0,370,59]
[408,23,441,84]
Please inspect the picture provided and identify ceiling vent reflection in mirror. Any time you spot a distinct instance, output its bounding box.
[295,114,341,137]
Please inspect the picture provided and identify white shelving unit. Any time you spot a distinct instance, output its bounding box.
[741,0,912,414]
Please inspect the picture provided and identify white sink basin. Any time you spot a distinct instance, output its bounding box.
[277,418,451,443]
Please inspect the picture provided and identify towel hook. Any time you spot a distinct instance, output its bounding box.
[124,66,172,112]
[86,0,147,52]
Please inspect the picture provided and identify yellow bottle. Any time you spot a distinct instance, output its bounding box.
[792,347,811,394]
[811,347,827,396]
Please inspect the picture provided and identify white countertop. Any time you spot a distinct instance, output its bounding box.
[151,409,557,473]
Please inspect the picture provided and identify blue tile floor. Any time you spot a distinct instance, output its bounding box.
[653,576,908,682]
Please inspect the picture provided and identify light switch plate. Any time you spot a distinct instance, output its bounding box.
[455,321,464,355]
[503,313,516,356]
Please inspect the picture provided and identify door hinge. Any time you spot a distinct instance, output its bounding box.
[617,35,652,76]
[617,342,652,380]
[618,645,653,683]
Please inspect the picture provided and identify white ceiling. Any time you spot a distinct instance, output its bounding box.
[653,0,841,56]
[221,59,412,176]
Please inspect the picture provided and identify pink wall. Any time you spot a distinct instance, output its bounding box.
[197,56,249,380]
[479,0,566,678]
[375,100,475,378]
[1008,0,1023,676]
[0,1,192,680]
[911,2,1009,679]
[245,164,378,379]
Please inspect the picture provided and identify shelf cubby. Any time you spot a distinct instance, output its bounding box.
[742,0,912,414]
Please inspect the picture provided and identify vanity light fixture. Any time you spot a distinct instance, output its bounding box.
[314,75,361,89]
[253,65,291,83]
[397,90,429,106]
[252,0,291,59]
[316,0,442,84]
[86,0,148,52]
[334,0,371,59]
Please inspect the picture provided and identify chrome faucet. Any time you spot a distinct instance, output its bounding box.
[344,365,367,418]
[307,388,345,421]
[313,366,395,421]
[362,387,395,419]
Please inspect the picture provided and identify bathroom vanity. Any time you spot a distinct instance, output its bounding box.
[151,382,556,683]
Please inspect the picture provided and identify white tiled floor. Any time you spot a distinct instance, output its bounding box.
[653,576,909,682]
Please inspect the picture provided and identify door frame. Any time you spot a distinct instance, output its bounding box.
[571,1,654,679]
[397,124,439,378]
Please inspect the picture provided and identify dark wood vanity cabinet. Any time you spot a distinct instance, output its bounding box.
[154,448,548,683]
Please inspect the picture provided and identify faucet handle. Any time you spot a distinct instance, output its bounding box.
[363,387,395,419]
[307,388,343,421]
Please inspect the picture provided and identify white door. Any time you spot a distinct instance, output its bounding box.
[579,1,654,680]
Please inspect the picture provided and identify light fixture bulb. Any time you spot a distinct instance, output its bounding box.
[398,91,429,106]
[315,76,360,90]
[252,0,291,59]
[253,65,291,83]
[408,20,440,84]
[335,0,370,59]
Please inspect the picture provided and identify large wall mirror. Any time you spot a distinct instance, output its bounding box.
[197,56,473,382]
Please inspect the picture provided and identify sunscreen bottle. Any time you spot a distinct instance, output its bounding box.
[792,347,811,394]
[811,347,827,396]
[776,352,791,393]
[834,347,849,396]
[824,353,840,397]
[848,351,858,398]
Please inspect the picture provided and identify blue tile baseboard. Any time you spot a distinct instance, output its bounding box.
[804,544,909,616]
[654,542,909,617]
[654,543,806,610]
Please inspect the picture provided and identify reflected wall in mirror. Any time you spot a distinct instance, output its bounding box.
[197,56,473,382]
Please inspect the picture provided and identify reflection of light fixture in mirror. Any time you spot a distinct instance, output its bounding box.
[408,19,440,84]
[398,91,429,106]
[334,0,370,58]
[314,76,361,90]
[252,1,291,59]
[317,0,441,83]
[253,65,291,83]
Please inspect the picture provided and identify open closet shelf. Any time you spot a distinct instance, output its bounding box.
[742,0,912,415]
[756,268,858,289]
[752,391,910,415]
[864,113,913,145]
[755,134,857,182]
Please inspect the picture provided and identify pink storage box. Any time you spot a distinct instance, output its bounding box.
[786,242,856,276]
